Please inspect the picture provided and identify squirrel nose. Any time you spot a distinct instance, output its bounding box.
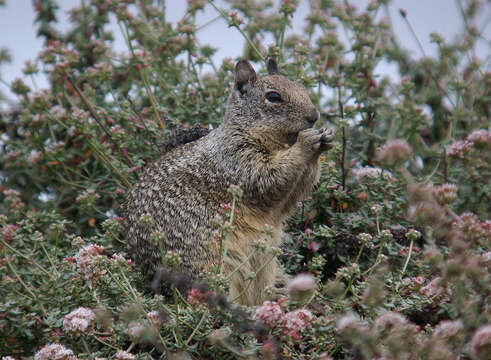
[305,108,319,125]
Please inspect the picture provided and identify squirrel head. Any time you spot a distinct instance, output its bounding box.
[223,59,320,146]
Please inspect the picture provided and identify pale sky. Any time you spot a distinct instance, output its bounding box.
[0,0,489,104]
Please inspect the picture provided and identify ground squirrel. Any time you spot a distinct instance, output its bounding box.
[122,59,334,305]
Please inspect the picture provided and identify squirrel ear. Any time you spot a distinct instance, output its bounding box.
[267,58,278,75]
[235,60,257,94]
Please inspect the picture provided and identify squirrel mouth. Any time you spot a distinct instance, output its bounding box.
[287,122,315,144]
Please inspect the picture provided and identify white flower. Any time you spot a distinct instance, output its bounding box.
[114,350,135,360]
[34,344,77,360]
[63,307,96,336]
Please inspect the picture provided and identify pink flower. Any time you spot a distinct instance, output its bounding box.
[114,350,135,360]
[336,314,360,333]
[254,301,283,327]
[126,321,145,340]
[34,344,77,360]
[147,310,164,327]
[2,224,19,241]
[187,287,206,305]
[408,201,446,226]
[447,140,473,158]
[467,129,491,146]
[63,307,96,336]
[2,357,18,360]
[433,319,463,340]
[375,139,412,166]
[282,309,312,331]
[470,324,491,359]
[80,244,104,256]
[261,340,278,358]
[74,244,106,281]
[401,276,425,288]
[419,277,448,299]
[374,311,410,333]
[287,273,316,302]
[111,253,133,268]
[27,150,42,166]
[433,183,458,205]
[282,309,313,339]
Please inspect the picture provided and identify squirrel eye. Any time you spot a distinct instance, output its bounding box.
[265,91,283,103]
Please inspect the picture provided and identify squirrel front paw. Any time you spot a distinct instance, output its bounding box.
[296,128,335,155]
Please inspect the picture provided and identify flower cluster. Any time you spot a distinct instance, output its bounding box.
[375,139,412,167]
[286,273,316,302]
[63,307,96,336]
[254,300,284,327]
[254,300,313,339]
[73,244,106,281]
[34,344,77,360]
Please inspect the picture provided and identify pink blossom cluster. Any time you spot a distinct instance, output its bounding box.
[408,200,446,227]
[254,300,283,327]
[336,314,362,334]
[111,253,134,268]
[418,277,450,301]
[3,189,21,204]
[147,310,164,327]
[27,150,43,166]
[254,300,313,339]
[467,129,491,146]
[73,244,106,281]
[352,166,394,182]
[433,183,458,205]
[1,224,19,241]
[50,105,67,120]
[3,150,22,168]
[282,309,313,339]
[374,312,420,347]
[114,350,135,360]
[287,273,316,294]
[398,246,421,257]
[126,320,145,340]
[45,141,66,155]
[63,307,96,336]
[470,324,491,359]
[446,140,473,158]
[187,287,215,305]
[75,188,101,204]
[375,139,412,166]
[34,344,77,360]
[374,311,410,332]
[287,273,316,302]
[86,61,114,80]
[432,319,463,340]
[401,276,425,288]
[453,212,491,244]
[67,243,133,281]
[71,108,89,124]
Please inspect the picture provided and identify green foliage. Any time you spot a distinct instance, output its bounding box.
[0,0,489,359]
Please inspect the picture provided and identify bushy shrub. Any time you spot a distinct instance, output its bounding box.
[0,0,489,358]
